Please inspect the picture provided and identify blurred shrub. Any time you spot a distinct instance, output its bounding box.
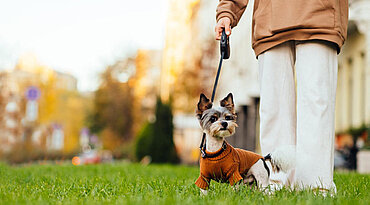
[135,99,179,163]
[346,124,370,150]
[135,122,154,161]
[348,124,368,139]
[1,142,78,164]
[112,141,136,161]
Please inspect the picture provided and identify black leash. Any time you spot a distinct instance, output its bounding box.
[200,28,230,158]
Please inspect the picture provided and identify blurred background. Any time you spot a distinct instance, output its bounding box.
[0,0,369,172]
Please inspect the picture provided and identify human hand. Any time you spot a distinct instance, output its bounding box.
[215,17,231,40]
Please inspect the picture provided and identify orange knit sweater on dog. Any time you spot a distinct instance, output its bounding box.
[195,142,263,190]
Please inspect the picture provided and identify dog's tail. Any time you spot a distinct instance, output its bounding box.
[264,145,296,173]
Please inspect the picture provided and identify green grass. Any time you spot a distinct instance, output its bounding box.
[0,162,369,204]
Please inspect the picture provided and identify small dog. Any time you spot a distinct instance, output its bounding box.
[195,93,295,195]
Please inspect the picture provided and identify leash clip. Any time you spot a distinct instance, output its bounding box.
[200,149,206,158]
[222,142,227,150]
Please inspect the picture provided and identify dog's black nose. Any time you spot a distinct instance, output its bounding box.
[221,121,228,129]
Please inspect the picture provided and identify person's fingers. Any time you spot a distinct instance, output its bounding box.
[225,22,231,36]
[215,25,222,40]
[215,17,232,40]
[214,24,219,32]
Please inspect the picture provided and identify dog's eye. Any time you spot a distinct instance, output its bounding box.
[225,116,234,120]
[210,116,218,123]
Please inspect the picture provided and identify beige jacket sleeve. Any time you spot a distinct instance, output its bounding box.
[216,0,249,27]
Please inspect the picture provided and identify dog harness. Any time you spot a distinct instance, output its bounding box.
[195,141,263,190]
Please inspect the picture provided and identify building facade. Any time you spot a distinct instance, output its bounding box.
[0,54,79,153]
[336,0,370,132]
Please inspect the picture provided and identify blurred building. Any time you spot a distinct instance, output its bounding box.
[336,0,370,132]
[0,54,78,153]
[163,0,370,164]
[0,73,23,153]
[5,54,77,92]
[335,0,370,172]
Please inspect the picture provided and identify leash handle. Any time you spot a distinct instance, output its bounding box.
[211,28,229,102]
[220,28,230,60]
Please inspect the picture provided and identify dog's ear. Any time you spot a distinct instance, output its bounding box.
[196,93,212,119]
[220,93,234,113]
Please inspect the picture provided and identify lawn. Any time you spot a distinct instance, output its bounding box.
[0,162,369,205]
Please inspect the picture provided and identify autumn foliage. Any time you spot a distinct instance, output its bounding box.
[88,65,135,152]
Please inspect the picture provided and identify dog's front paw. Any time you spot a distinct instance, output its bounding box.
[233,183,240,191]
[200,189,208,196]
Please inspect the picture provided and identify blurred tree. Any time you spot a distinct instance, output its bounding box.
[169,38,217,113]
[135,98,178,163]
[89,66,134,150]
[151,99,178,163]
[130,50,161,134]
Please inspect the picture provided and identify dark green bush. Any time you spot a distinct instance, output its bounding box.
[135,98,179,163]
[348,124,368,139]
[135,122,155,161]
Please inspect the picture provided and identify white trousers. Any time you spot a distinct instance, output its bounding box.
[258,40,337,191]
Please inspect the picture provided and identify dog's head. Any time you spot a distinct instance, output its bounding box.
[196,93,238,138]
